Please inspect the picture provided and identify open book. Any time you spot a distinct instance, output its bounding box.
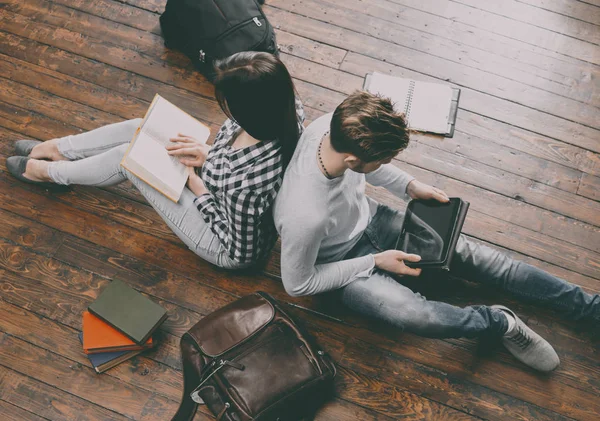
[121,95,210,202]
[363,72,460,137]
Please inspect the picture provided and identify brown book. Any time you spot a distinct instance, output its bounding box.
[82,311,153,354]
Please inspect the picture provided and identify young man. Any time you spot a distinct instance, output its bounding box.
[273,91,599,372]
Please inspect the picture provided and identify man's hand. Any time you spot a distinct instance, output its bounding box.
[166,133,211,167]
[373,250,422,277]
[407,179,449,203]
[186,167,208,197]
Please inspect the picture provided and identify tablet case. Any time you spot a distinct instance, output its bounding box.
[396,198,470,271]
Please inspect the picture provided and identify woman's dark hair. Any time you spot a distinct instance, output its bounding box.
[213,52,300,168]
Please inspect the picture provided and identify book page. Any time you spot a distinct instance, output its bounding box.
[122,95,211,202]
[364,72,412,114]
[143,96,210,145]
[127,131,188,197]
[407,81,453,134]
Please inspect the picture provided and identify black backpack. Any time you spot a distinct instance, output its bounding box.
[160,0,277,81]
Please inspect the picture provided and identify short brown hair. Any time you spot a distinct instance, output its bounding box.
[330,91,410,162]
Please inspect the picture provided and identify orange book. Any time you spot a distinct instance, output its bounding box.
[83,311,153,354]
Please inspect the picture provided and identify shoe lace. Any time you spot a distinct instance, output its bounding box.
[507,325,532,349]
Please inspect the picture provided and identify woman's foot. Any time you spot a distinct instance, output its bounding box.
[28,139,69,161]
[21,158,52,182]
[6,157,54,185]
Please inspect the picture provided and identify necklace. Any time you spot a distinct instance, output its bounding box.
[318,131,333,179]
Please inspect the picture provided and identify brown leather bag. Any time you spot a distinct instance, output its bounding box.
[171,292,337,421]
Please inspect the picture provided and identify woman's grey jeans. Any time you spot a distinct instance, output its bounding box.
[47,119,250,270]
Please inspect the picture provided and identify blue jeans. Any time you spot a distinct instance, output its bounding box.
[340,205,600,339]
[46,119,250,270]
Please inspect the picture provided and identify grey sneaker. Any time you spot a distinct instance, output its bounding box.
[493,305,560,372]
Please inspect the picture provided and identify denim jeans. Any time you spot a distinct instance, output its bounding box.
[340,204,600,339]
[47,119,250,270]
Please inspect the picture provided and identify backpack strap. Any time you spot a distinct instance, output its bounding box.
[170,341,202,421]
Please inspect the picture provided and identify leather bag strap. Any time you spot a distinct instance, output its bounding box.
[170,348,201,421]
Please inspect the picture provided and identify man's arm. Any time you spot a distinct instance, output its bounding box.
[279,217,375,297]
[365,163,415,200]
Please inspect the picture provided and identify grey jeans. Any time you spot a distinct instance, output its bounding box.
[341,204,600,339]
[47,119,250,270]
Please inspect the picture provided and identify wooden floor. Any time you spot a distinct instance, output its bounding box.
[0,0,599,420]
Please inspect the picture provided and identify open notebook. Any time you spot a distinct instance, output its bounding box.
[363,72,460,137]
[121,95,210,202]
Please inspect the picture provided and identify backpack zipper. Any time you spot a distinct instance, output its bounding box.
[253,17,262,27]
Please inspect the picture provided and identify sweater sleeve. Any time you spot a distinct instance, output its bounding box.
[366,163,415,201]
[278,209,375,297]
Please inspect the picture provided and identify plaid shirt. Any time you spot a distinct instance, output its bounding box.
[194,99,305,264]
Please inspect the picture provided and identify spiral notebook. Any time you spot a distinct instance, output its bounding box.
[363,72,460,137]
[121,94,211,202]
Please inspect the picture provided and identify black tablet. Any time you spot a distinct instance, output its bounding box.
[395,198,469,270]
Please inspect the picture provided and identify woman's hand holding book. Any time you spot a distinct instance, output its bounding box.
[166,133,211,167]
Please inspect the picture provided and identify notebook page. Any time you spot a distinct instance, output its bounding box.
[143,96,210,145]
[408,81,453,134]
[127,131,188,195]
[365,72,412,114]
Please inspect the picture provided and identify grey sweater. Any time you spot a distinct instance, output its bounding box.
[273,113,415,297]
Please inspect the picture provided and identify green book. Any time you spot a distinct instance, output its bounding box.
[88,280,168,345]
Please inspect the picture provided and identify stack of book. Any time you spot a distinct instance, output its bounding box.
[80,279,168,373]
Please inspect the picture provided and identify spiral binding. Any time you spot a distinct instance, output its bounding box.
[404,80,416,119]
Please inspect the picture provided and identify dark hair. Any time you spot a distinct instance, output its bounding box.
[213,52,300,168]
[330,91,410,162]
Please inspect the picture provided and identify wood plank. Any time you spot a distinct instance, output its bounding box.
[51,0,349,69]
[0,240,477,421]
[14,200,597,411]
[5,188,598,420]
[0,399,49,421]
[0,99,81,140]
[0,9,216,101]
[2,220,589,421]
[16,2,596,184]
[453,110,600,178]
[9,0,600,138]
[288,0,599,107]
[385,0,600,64]
[0,53,147,120]
[266,0,600,130]
[412,130,582,193]
[455,0,600,44]
[263,6,600,152]
[0,298,464,421]
[0,76,119,130]
[518,0,600,25]
[339,341,572,421]
[2,31,597,258]
[51,0,600,181]
[0,334,179,421]
[578,173,600,200]
[70,0,600,111]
